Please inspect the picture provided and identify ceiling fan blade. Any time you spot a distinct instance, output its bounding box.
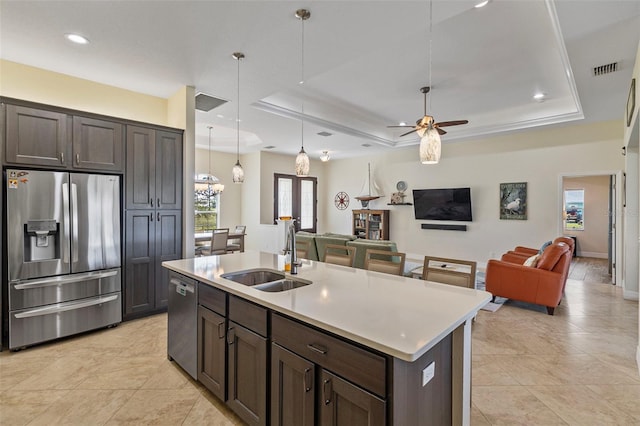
[399,128,419,137]
[437,128,447,135]
[435,120,469,127]
[387,125,415,128]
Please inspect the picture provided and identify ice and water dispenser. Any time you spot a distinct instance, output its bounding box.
[24,219,60,262]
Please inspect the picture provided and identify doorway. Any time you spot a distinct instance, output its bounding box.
[560,172,622,285]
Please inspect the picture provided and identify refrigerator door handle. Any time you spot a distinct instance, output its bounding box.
[71,183,79,263]
[12,270,119,290]
[14,294,119,319]
[62,182,71,264]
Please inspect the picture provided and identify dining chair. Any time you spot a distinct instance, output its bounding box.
[422,256,477,289]
[296,241,310,260]
[199,228,229,256]
[227,225,246,252]
[364,249,406,276]
[324,244,355,267]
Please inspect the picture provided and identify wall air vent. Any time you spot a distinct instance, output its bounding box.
[317,131,332,137]
[195,92,228,112]
[593,62,618,76]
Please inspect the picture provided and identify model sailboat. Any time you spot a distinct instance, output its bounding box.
[355,163,383,208]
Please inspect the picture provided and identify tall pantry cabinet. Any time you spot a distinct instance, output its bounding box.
[125,126,183,319]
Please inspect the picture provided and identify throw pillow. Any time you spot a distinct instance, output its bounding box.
[523,254,541,267]
[538,240,552,254]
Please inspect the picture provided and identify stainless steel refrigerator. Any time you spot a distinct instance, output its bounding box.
[5,169,121,349]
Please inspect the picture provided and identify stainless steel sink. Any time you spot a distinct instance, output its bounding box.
[221,269,285,286]
[253,278,312,292]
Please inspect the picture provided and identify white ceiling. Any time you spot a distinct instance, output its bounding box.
[1,0,639,160]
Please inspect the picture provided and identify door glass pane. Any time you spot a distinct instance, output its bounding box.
[300,180,314,229]
[564,189,584,231]
[278,177,293,218]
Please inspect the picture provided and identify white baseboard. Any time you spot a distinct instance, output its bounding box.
[577,251,608,259]
[623,290,639,301]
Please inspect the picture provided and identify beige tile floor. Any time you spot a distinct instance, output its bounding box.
[0,258,638,425]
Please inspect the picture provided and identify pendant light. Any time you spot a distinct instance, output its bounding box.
[232,52,245,183]
[294,8,310,177]
[419,0,442,164]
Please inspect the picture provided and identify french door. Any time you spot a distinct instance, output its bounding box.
[274,173,317,233]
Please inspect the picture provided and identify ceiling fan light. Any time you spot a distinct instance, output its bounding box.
[419,127,441,164]
[295,147,310,176]
[232,161,245,183]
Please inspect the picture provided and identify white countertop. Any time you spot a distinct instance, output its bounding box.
[163,251,491,362]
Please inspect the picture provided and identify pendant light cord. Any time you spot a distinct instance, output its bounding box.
[236,55,241,162]
[300,13,305,150]
[428,0,433,114]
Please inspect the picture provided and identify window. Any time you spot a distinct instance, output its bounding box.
[195,174,221,232]
[564,189,584,231]
[274,173,317,232]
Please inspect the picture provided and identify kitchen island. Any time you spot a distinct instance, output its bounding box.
[163,251,491,426]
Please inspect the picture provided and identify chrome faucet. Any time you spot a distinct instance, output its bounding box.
[285,221,298,274]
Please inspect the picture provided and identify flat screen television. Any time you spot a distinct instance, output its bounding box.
[413,187,473,221]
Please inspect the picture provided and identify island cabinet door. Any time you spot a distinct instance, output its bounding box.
[271,343,316,426]
[227,321,267,426]
[198,305,226,401]
[319,370,386,426]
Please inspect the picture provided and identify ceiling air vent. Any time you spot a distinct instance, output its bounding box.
[593,62,618,76]
[195,92,228,112]
[264,145,276,150]
[317,131,332,137]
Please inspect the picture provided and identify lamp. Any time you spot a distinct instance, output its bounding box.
[232,52,245,183]
[294,8,310,177]
[419,0,442,165]
[320,150,330,162]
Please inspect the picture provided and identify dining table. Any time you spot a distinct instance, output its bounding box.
[195,231,246,252]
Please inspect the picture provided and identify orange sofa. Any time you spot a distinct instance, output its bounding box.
[506,236,575,260]
[486,242,572,315]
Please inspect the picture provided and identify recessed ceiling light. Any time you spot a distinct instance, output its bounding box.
[216,114,224,118]
[533,92,546,101]
[474,0,490,8]
[65,33,89,44]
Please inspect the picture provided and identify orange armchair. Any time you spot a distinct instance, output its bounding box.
[486,242,572,315]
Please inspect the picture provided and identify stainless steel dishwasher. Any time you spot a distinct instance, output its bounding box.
[167,271,198,379]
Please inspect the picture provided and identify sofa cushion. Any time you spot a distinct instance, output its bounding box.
[322,232,357,241]
[523,254,541,267]
[536,243,568,271]
[538,240,552,254]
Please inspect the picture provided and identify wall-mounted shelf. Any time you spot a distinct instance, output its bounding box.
[387,203,413,206]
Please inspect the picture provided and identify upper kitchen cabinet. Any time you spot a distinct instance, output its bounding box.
[5,104,70,168]
[4,103,124,172]
[72,116,124,171]
[126,126,182,210]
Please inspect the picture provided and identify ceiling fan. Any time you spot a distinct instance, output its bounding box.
[388,86,468,137]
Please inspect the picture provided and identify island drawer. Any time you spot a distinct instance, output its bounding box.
[271,313,386,397]
[198,283,226,316]
[229,295,268,337]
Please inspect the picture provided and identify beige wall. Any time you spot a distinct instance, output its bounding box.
[0,60,169,126]
[563,176,611,258]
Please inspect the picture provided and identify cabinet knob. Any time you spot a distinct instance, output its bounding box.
[217,321,225,339]
[304,368,313,392]
[150,213,153,222]
[226,327,235,345]
[60,152,65,164]
[150,198,153,207]
[306,343,327,355]
[75,153,80,165]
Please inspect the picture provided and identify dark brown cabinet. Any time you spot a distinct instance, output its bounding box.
[198,305,227,400]
[271,343,316,426]
[5,104,69,167]
[271,313,387,426]
[126,126,182,210]
[4,104,125,172]
[320,370,385,426]
[124,209,181,317]
[124,125,182,319]
[72,116,123,171]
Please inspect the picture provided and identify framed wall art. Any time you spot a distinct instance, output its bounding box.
[500,182,527,220]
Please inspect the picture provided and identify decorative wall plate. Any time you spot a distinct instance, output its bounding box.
[334,191,349,210]
[396,181,407,192]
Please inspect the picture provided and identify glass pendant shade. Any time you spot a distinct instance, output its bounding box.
[232,161,244,183]
[419,126,441,164]
[295,147,310,176]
